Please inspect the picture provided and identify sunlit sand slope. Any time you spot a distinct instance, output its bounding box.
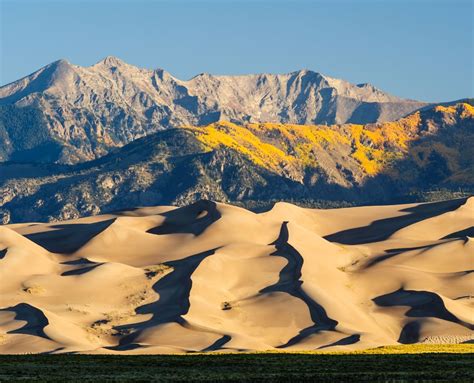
[0,198,473,354]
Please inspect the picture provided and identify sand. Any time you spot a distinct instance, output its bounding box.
[0,198,473,354]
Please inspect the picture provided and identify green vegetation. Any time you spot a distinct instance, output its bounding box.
[1,346,473,382]
[1,102,473,223]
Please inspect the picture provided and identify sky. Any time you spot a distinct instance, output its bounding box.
[0,0,472,102]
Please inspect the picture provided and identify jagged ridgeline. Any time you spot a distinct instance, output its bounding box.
[0,57,427,164]
[0,101,473,223]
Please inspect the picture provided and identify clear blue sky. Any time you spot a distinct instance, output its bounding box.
[1,0,472,102]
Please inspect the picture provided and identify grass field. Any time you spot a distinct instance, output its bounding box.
[1,345,473,382]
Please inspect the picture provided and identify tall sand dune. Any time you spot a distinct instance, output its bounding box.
[0,198,473,354]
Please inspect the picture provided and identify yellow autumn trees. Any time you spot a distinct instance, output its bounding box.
[181,103,472,179]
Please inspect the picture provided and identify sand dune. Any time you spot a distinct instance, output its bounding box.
[0,198,473,354]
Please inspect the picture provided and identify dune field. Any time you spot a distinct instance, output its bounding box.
[0,197,473,354]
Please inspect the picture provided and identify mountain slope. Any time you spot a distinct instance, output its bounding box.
[0,57,427,164]
[0,102,472,224]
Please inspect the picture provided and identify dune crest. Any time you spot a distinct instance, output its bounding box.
[0,198,473,354]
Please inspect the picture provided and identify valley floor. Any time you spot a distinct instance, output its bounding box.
[1,346,473,382]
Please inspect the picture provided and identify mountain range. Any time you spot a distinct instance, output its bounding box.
[0,57,472,223]
[0,57,428,164]
[0,101,472,223]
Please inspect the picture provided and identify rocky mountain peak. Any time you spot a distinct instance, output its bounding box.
[0,57,430,164]
[95,55,128,68]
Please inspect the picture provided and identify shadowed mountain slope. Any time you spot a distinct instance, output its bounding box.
[0,102,472,224]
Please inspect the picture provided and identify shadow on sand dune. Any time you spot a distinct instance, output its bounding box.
[318,334,361,349]
[262,222,340,348]
[373,288,474,343]
[60,258,104,276]
[363,239,460,268]
[324,198,468,245]
[442,226,474,239]
[108,248,229,352]
[0,303,49,339]
[147,200,221,236]
[398,321,422,344]
[24,219,115,253]
[61,262,104,276]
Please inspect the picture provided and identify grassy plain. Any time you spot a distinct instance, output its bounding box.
[1,345,473,382]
